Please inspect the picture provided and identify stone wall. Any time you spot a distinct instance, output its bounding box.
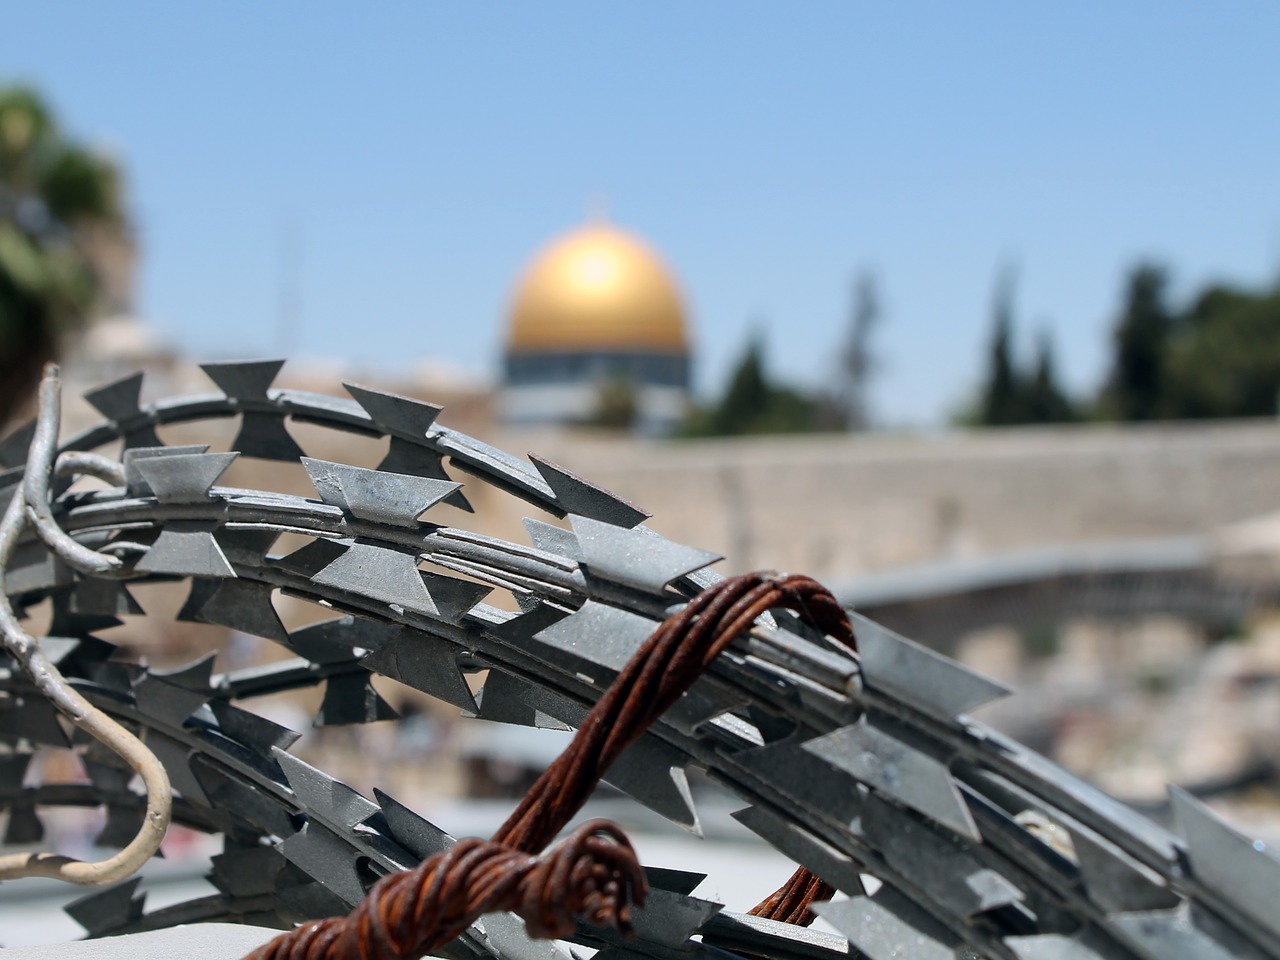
[505,420,1280,580]
[45,354,1280,584]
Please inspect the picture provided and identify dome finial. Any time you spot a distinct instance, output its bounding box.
[586,193,611,224]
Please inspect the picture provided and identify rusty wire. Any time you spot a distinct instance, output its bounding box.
[246,571,855,959]
[493,571,854,923]
[746,865,837,926]
[246,820,647,960]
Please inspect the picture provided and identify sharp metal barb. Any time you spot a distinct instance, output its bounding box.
[233,411,307,462]
[132,451,239,504]
[286,615,400,664]
[857,790,1021,919]
[853,612,1011,720]
[210,844,287,898]
[522,517,582,560]
[192,578,289,642]
[0,693,71,747]
[814,888,965,960]
[3,799,44,844]
[1169,785,1280,941]
[473,668,572,730]
[82,372,145,422]
[133,656,215,726]
[122,445,212,496]
[64,877,147,937]
[209,699,302,755]
[643,866,709,897]
[136,525,237,577]
[277,820,371,907]
[66,576,144,618]
[372,788,455,863]
[215,526,282,567]
[601,736,701,835]
[200,359,287,401]
[144,733,210,803]
[273,535,351,578]
[343,381,443,438]
[310,540,490,621]
[302,457,461,527]
[96,801,145,850]
[802,717,981,841]
[314,671,399,726]
[528,599,658,680]
[1068,824,1180,914]
[272,748,381,829]
[626,887,724,949]
[731,735,866,832]
[1109,904,1264,960]
[529,453,649,528]
[379,436,472,511]
[571,515,721,592]
[1004,931,1134,960]
[731,805,865,897]
[360,628,477,712]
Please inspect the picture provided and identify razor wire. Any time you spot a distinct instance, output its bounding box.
[0,358,1278,960]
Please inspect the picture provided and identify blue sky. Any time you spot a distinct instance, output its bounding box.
[3,3,1278,424]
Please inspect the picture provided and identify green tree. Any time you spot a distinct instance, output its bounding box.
[0,85,123,424]
[682,330,823,437]
[1024,330,1076,423]
[1099,264,1173,421]
[1161,284,1280,419]
[978,267,1023,425]
[966,268,1077,427]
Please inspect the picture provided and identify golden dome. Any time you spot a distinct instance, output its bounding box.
[507,224,688,354]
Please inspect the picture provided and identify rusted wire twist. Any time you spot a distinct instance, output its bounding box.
[494,571,854,923]
[248,821,645,960]
[247,571,855,959]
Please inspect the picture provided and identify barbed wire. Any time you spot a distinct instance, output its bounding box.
[0,364,170,884]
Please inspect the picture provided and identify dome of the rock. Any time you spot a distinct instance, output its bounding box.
[500,221,692,434]
[506,224,688,354]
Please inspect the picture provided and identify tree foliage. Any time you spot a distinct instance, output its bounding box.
[1025,332,1075,423]
[1160,283,1280,419]
[681,332,827,437]
[684,272,884,439]
[1090,263,1280,421]
[1098,264,1173,420]
[978,269,1021,424]
[0,85,122,424]
[969,268,1077,426]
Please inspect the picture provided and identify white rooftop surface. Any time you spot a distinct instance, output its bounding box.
[1,923,279,959]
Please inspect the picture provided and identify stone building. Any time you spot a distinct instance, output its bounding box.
[499,221,692,434]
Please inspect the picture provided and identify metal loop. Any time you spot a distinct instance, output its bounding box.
[0,363,171,885]
[22,367,123,576]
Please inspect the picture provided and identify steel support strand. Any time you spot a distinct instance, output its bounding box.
[0,363,171,884]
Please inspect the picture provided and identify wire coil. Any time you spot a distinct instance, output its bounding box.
[248,571,855,959]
